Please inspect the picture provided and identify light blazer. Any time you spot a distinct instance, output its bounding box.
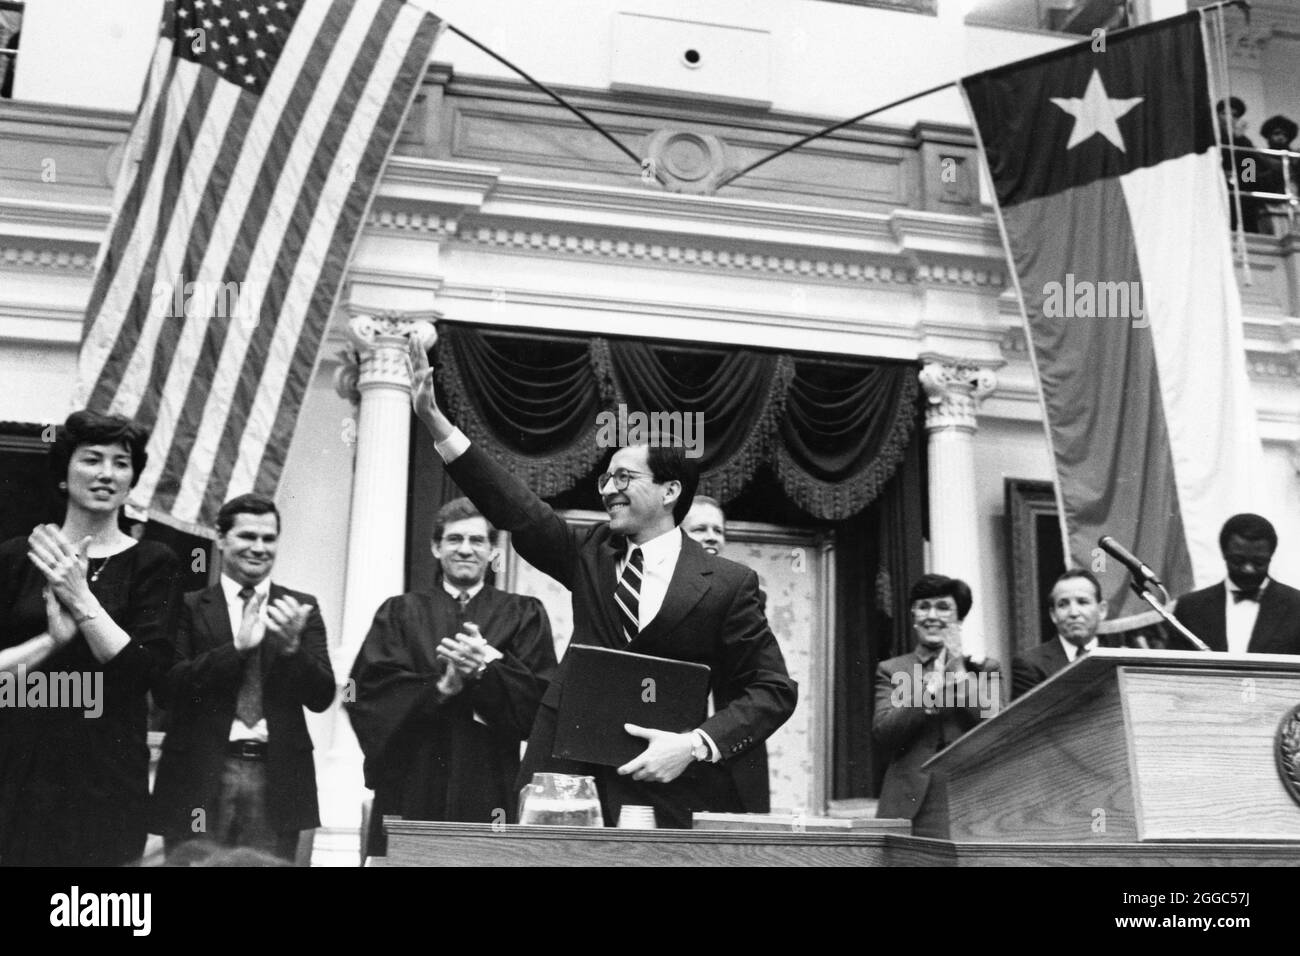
[1172,579,1300,655]
[445,443,797,820]
[151,582,336,837]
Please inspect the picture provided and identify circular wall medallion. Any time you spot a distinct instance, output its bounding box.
[1277,703,1300,807]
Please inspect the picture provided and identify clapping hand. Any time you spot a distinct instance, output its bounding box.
[44,586,79,646]
[265,594,313,656]
[27,525,96,619]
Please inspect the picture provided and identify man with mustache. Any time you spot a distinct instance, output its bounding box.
[409,340,797,829]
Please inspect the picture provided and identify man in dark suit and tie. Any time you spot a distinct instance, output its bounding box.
[1011,569,1121,699]
[1172,513,1300,655]
[409,341,797,829]
[152,494,335,863]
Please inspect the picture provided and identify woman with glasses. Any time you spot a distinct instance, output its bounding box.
[873,573,1002,820]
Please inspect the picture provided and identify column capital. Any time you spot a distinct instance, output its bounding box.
[919,361,997,433]
[334,311,441,402]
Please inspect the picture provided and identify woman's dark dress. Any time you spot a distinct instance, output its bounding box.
[0,536,181,866]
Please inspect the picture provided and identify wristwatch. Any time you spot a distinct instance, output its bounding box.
[690,730,710,762]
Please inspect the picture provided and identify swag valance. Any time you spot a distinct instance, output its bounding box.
[434,323,919,520]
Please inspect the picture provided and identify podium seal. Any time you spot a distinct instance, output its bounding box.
[1278,704,1300,807]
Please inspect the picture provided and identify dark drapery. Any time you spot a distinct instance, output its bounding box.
[430,323,919,521]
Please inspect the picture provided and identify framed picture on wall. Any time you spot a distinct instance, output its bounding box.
[1005,478,1065,655]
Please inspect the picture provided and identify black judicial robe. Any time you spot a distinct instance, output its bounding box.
[346,586,555,852]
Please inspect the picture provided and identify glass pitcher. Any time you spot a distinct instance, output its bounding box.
[517,772,604,827]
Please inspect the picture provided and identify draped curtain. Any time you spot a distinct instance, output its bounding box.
[432,323,920,521]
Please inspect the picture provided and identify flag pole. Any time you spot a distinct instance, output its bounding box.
[715,0,1251,194]
[713,80,957,192]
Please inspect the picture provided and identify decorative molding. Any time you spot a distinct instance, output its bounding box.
[457,223,924,284]
[0,246,97,271]
[919,361,997,432]
[338,311,440,399]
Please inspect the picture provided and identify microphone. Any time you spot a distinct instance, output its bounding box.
[1097,536,1161,585]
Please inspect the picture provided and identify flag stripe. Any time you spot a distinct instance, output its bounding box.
[204,0,409,518]
[76,0,442,533]
[1121,150,1265,584]
[245,5,441,504]
[91,67,226,417]
[1001,176,1194,616]
[81,41,177,333]
[154,0,361,515]
[84,63,203,412]
[133,85,256,430]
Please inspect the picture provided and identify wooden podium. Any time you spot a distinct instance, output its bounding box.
[370,650,1300,866]
[912,649,1300,863]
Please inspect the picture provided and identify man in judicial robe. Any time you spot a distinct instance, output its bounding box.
[346,498,556,855]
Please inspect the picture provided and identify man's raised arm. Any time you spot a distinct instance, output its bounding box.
[408,337,581,589]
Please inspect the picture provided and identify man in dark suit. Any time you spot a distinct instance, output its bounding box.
[681,495,773,814]
[409,341,797,829]
[874,574,1001,820]
[1012,568,1117,699]
[152,494,335,863]
[1172,513,1300,655]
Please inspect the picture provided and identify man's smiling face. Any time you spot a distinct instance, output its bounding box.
[599,445,676,543]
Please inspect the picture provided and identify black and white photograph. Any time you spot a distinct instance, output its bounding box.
[0,0,1296,931]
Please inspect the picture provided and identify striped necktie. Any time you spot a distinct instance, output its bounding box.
[614,546,644,642]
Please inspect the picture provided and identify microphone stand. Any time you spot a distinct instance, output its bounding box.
[1129,577,1212,653]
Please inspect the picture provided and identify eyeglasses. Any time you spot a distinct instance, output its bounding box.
[441,533,491,550]
[911,599,958,616]
[596,469,653,493]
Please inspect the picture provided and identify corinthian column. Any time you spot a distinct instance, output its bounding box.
[335,312,439,671]
[918,361,997,657]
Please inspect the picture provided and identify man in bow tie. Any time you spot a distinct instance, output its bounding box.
[1172,514,1300,655]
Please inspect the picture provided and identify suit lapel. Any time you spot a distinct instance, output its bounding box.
[595,534,630,648]
[1205,586,1229,652]
[1044,638,1068,676]
[1250,582,1284,653]
[633,534,710,649]
[199,584,235,647]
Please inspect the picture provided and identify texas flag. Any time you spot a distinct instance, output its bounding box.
[961,13,1264,624]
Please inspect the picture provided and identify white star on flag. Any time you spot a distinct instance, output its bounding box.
[1050,70,1144,152]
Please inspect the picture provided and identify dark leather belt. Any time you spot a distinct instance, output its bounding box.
[227,740,268,760]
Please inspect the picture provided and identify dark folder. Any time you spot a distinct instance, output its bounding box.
[553,646,712,767]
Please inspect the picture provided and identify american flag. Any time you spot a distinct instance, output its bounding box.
[75,0,442,534]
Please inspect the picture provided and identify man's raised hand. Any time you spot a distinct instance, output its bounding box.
[407,336,454,441]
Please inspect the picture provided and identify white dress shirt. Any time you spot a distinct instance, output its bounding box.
[619,525,681,632]
[1225,577,1267,655]
[1059,634,1098,662]
[222,573,271,743]
[434,426,719,761]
